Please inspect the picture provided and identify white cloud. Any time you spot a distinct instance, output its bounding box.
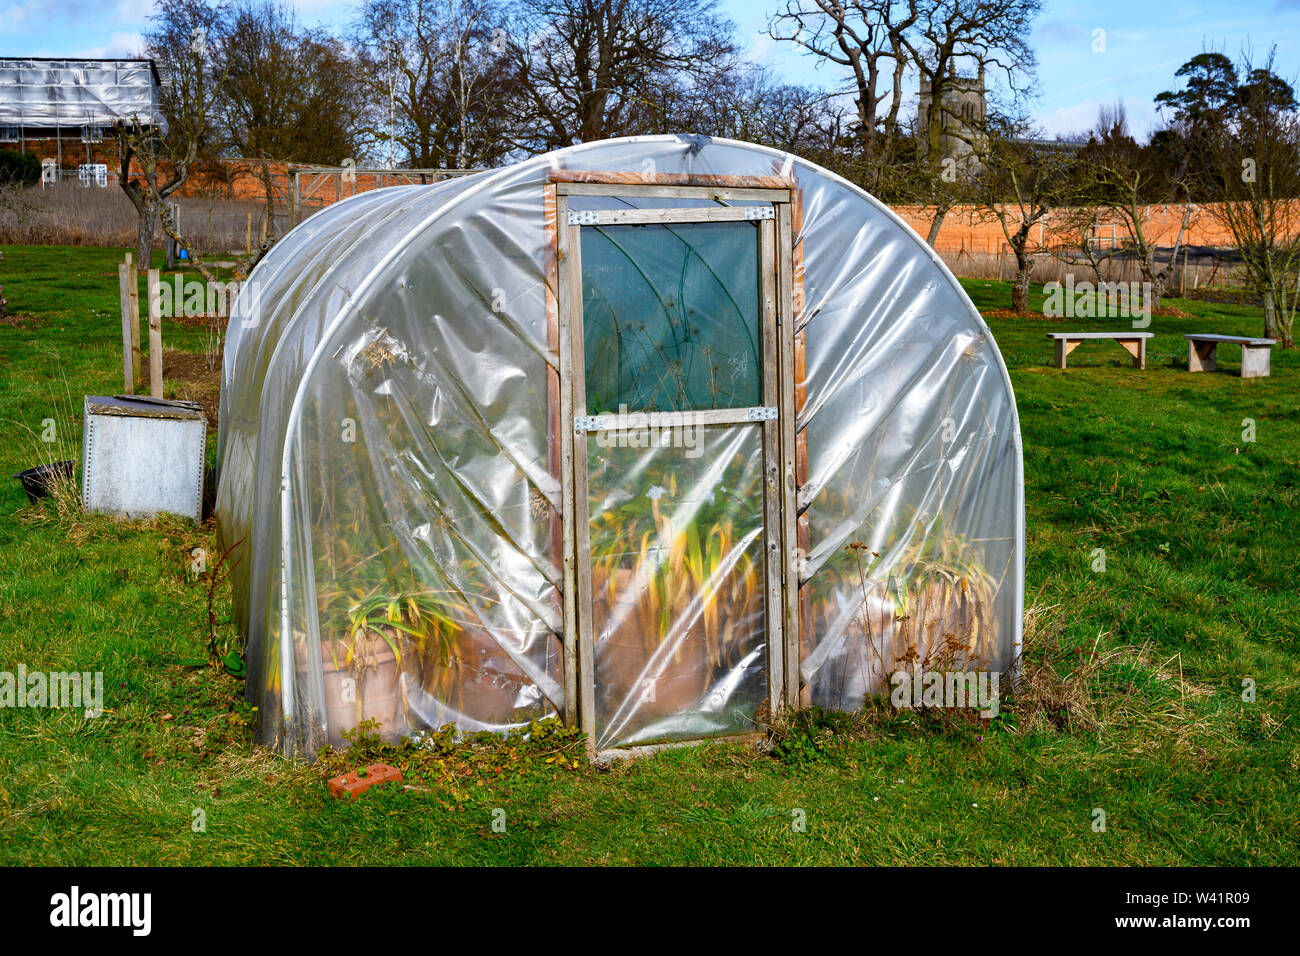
[289,0,353,23]
[109,0,156,21]
[1039,99,1107,139]
[1035,19,1081,43]
[0,0,44,34]
[1038,96,1162,142]
[75,31,146,58]
[0,3,152,53]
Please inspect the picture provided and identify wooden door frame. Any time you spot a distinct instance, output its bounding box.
[546,170,804,757]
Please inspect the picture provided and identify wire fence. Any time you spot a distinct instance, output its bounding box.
[0,181,1265,295]
[936,248,1253,296]
[0,181,314,256]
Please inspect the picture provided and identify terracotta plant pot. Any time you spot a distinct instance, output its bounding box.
[420,627,535,727]
[592,566,711,722]
[814,587,899,701]
[318,629,403,745]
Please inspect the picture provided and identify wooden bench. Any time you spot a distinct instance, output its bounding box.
[1046,331,1154,370]
[1184,334,1276,378]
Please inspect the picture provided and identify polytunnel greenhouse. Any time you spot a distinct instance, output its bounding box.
[216,135,1024,760]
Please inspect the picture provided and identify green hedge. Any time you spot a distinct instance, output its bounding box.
[0,149,41,187]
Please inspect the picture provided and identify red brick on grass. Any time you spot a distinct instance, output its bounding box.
[327,763,403,800]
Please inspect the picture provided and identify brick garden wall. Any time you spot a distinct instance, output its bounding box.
[11,140,1289,259]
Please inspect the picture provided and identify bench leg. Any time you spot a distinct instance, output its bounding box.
[1241,345,1271,378]
[1054,338,1068,369]
[1188,341,1216,372]
[1118,338,1146,369]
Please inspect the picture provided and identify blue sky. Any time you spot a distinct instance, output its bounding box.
[4,0,1300,141]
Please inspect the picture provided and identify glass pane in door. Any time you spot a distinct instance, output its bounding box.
[586,424,768,749]
[580,220,762,413]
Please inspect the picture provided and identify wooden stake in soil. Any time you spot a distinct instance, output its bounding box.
[118,262,134,394]
[147,268,163,398]
[127,253,142,387]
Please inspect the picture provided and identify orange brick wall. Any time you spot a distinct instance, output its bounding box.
[181,159,465,208]
[894,203,1269,255]
[11,144,424,209]
[10,140,1285,252]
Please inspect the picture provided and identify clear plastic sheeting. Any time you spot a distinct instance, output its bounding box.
[216,135,1023,758]
[0,58,166,130]
[589,425,767,749]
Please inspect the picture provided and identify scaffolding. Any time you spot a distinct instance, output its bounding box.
[0,57,165,179]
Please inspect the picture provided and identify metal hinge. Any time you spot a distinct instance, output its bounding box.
[567,210,599,225]
[747,406,779,421]
[744,206,776,220]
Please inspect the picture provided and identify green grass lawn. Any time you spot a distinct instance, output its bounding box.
[0,245,1296,865]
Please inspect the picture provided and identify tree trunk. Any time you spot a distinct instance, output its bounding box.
[1013,250,1032,313]
[1141,252,1167,308]
[1149,273,1166,309]
[1263,288,1278,341]
[262,166,276,239]
[135,196,157,271]
[927,207,947,248]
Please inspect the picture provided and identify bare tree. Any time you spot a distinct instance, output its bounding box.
[904,0,1041,167]
[971,117,1075,313]
[205,0,367,244]
[119,0,225,275]
[1071,103,1196,305]
[768,2,1042,239]
[504,0,737,151]
[651,60,838,157]
[214,1,366,165]
[909,137,970,246]
[352,0,516,169]
[901,0,1041,246]
[766,1,918,187]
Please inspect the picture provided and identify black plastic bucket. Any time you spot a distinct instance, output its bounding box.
[12,460,75,503]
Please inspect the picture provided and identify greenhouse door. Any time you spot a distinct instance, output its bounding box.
[552,180,801,757]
